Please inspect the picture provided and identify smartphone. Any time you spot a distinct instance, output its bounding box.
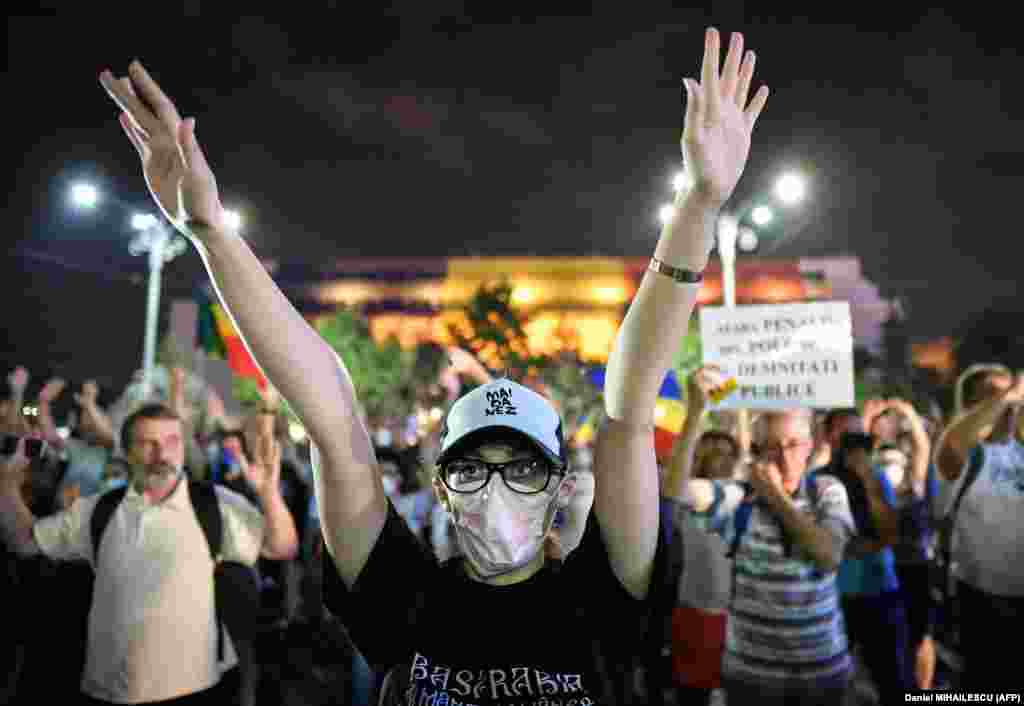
[839,431,874,455]
[1,435,47,458]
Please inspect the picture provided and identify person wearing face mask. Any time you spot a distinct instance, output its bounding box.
[95,23,769,705]
[324,378,657,705]
[377,447,434,543]
[649,365,739,706]
[817,419,915,697]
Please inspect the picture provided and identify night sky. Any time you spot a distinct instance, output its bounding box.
[5,10,1023,397]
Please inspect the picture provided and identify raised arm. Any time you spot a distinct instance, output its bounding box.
[661,366,723,510]
[887,399,931,496]
[2,367,30,436]
[0,438,40,557]
[934,374,1023,481]
[75,382,116,450]
[594,28,769,599]
[35,378,67,450]
[99,62,386,587]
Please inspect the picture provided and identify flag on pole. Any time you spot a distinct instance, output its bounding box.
[196,289,267,389]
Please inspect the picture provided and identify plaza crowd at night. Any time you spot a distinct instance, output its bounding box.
[4,15,1023,706]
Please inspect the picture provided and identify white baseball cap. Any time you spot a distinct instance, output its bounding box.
[436,379,567,469]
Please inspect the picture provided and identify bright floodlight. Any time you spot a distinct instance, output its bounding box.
[672,171,692,193]
[70,183,99,209]
[658,204,676,226]
[223,210,242,231]
[775,172,807,205]
[738,227,759,252]
[132,213,158,231]
[751,205,774,226]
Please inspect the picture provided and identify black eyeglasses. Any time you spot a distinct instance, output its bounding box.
[441,457,564,495]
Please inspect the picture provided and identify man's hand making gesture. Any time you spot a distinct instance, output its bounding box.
[100,63,227,233]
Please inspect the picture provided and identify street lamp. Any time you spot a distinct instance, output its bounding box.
[130,213,189,399]
[223,209,243,231]
[69,183,245,400]
[672,171,693,193]
[716,213,739,308]
[737,226,759,253]
[661,169,811,307]
[751,205,774,226]
[775,172,807,206]
[70,183,100,209]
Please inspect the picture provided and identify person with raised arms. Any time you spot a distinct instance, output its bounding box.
[97,26,767,705]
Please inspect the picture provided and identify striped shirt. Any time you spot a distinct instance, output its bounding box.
[695,475,856,690]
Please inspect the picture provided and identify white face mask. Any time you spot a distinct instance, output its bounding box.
[451,474,562,579]
[375,428,393,448]
[881,463,906,490]
[381,475,400,497]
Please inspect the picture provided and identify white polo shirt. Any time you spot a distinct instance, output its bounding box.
[33,478,265,704]
[946,439,1024,597]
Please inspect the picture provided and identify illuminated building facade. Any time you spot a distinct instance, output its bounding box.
[257,254,897,362]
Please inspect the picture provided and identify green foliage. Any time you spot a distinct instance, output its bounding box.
[672,317,704,380]
[671,317,703,406]
[156,333,192,372]
[447,278,547,380]
[315,307,415,420]
[539,352,604,439]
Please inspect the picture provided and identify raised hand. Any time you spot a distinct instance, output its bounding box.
[74,380,100,409]
[447,347,492,384]
[750,460,785,500]
[681,28,769,209]
[99,62,226,232]
[240,427,282,498]
[168,367,192,425]
[0,437,31,494]
[686,364,728,412]
[861,398,888,433]
[7,367,29,394]
[885,398,919,420]
[37,378,66,404]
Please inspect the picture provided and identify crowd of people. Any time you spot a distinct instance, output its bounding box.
[2,24,1022,706]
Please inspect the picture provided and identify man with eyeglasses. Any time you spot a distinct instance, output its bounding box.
[680,408,856,705]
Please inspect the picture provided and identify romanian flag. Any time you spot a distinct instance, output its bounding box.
[583,367,687,461]
[196,289,267,389]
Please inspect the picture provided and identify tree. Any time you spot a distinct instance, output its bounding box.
[539,351,604,443]
[672,317,704,394]
[315,307,416,421]
[447,278,546,381]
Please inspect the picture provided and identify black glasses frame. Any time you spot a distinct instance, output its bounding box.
[440,458,565,495]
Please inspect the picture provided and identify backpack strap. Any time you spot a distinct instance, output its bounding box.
[187,481,227,661]
[90,486,128,562]
[726,484,756,560]
[187,481,224,561]
[940,444,986,596]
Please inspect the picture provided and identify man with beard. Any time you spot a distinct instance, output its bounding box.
[0,403,299,705]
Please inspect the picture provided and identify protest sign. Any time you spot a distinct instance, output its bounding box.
[698,301,854,409]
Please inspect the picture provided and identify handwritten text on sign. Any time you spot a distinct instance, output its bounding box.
[699,301,854,409]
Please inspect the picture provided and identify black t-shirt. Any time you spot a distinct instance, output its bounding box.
[323,499,665,705]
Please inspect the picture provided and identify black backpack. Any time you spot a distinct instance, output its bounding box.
[90,480,262,659]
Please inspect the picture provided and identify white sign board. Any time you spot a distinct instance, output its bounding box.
[699,301,854,410]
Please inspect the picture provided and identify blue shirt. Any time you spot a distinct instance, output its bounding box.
[835,467,900,596]
[892,463,941,564]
